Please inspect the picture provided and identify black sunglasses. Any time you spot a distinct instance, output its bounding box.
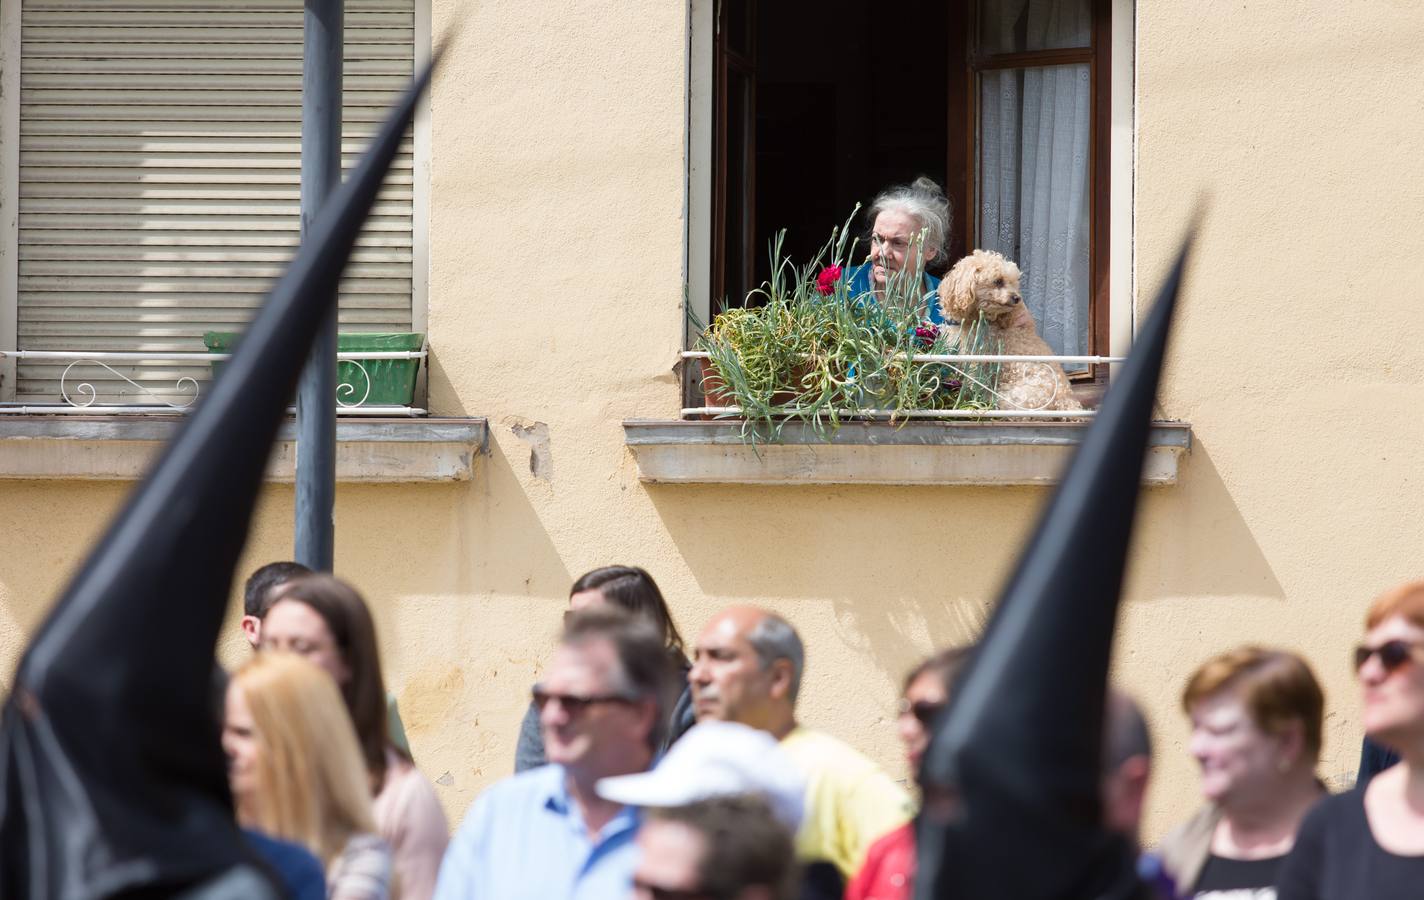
[1354,639,1424,674]
[898,698,947,726]
[531,686,638,716]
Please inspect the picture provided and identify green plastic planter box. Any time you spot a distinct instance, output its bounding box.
[203,331,424,407]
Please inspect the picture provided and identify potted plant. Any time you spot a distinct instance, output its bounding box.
[695,213,1000,442]
[203,331,425,407]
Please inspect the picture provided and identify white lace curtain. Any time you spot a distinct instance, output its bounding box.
[977,0,1092,365]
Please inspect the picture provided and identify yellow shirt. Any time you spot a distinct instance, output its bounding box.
[779,727,914,879]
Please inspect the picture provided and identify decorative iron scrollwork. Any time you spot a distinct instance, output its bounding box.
[336,360,372,408]
[60,360,200,410]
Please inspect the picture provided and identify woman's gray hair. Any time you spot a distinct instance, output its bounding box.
[868,176,952,264]
[747,613,805,703]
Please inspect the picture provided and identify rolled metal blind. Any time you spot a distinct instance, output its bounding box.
[16,0,415,404]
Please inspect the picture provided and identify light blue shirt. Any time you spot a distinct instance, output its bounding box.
[432,764,641,900]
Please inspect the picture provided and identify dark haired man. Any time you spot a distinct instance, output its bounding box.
[433,607,674,900]
[634,795,797,900]
[238,560,310,647]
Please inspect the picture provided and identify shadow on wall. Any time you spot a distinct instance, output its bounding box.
[0,482,133,685]
[0,482,132,639]
[646,482,1047,680]
[323,437,570,601]
[422,349,469,420]
[467,434,572,598]
[1127,435,1286,604]
[645,434,1283,685]
[0,432,573,677]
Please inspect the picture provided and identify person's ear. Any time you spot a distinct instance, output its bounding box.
[240,615,260,648]
[1102,754,1151,837]
[636,697,659,740]
[1120,754,1151,801]
[1277,719,1306,768]
[768,659,795,702]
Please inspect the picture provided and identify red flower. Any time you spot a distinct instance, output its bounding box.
[815,265,842,296]
[914,324,938,347]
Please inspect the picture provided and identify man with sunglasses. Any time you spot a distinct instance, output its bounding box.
[433,608,674,900]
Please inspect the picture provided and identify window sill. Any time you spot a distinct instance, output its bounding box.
[0,416,488,482]
[623,419,1191,486]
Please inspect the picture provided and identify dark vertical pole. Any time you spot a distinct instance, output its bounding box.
[295,0,342,571]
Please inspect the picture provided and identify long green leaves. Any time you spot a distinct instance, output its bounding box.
[695,210,1003,443]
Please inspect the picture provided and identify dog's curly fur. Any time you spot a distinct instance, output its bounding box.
[937,249,1082,413]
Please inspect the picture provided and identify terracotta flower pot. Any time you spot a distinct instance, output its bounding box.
[699,358,826,418]
[770,363,812,408]
[699,358,736,417]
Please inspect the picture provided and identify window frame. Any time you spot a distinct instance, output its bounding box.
[0,0,433,406]
[949,0,1113,383]
[710,0,757,314]
[0,0,21,400]
[688,0,1133,410]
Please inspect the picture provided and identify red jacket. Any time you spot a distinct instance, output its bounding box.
[844,822,915,900]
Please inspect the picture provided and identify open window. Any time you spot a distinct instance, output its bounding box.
[706,0,1111,379]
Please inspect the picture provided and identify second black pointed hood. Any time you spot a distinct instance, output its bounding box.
[917,233,1194,900]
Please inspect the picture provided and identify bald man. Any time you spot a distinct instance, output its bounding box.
[689,607,912,884]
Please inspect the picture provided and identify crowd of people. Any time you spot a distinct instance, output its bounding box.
[225,561,1424,900]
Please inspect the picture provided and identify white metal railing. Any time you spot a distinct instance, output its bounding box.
[2,351,425,362]
[679,350,1124,365]
[0,349,428,416]
[678,349,1123,419]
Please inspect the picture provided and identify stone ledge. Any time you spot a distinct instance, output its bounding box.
[623,419,1191,486]
[0,416,489,482]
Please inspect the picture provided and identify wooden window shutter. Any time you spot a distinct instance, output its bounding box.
[15,0,416,404]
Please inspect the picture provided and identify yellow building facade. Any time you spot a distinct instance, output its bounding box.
[2,0,1424,845]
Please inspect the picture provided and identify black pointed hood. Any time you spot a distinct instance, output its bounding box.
[916,233,1194,900]
[0,62,435,899]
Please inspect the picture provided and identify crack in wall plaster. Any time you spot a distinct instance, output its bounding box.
[509,419,553,482]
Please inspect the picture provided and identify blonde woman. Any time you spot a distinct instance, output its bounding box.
[225,652,394,900]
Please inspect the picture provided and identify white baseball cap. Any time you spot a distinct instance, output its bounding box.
[595,720,806,830]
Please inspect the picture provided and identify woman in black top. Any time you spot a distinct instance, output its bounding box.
[1277,580,1424,899]
[514,566,695,771]
[1158,647,1327,899]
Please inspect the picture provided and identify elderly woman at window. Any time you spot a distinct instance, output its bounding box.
[843,176,951,324]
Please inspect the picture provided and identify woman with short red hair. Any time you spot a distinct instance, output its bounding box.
[1160,646,1326,897]
[1278,581,1424,898]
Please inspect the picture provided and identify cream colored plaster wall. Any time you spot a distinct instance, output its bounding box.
[1126,0,1424,841]
[4,0,1424,850]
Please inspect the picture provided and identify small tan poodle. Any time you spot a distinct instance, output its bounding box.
[937,249,1082,413]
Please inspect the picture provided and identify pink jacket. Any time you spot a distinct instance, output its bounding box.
[373,749,449,900]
